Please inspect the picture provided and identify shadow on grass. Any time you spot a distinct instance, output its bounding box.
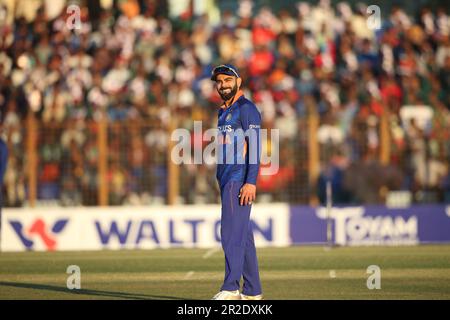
[0,281,188,300]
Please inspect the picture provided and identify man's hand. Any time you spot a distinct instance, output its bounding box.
[239,183,256,206]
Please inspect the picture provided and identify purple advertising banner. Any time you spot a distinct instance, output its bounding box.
[290,205,450,246]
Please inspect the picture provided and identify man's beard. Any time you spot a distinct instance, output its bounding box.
[218,83,238,101]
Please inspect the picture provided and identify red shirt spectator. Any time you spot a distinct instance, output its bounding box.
[248,47,274,77]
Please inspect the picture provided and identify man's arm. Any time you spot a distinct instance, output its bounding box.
[239,103,261,205]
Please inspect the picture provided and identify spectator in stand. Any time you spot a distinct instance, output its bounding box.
[0,0,448,206]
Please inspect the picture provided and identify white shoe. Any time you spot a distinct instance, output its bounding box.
[212,290,241,300]
[240,293,264,300]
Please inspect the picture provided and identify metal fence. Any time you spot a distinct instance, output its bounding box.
[1,104,449,207]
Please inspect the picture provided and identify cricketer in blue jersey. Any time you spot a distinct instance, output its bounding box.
[0,138,7,186]
[210,64,263,300]
[0,136,8,230]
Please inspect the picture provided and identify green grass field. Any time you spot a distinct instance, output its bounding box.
[0,245,449,300]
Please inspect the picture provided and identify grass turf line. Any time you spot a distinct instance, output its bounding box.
[0,245,449,299]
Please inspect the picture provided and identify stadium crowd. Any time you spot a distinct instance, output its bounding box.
[0,0,449,206]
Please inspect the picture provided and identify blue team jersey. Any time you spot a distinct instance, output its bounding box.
[216,95,261,189]
[0,138,7,185]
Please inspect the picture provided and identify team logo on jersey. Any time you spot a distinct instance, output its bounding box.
[226,113,232,121]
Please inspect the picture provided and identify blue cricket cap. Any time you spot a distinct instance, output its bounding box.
[210,64,240,81]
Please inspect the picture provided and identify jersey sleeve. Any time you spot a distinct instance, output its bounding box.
[240,103,262,185]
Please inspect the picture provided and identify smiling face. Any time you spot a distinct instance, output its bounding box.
[215,74,242,101]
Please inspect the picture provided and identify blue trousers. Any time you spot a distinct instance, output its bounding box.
[219,181,262,296]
